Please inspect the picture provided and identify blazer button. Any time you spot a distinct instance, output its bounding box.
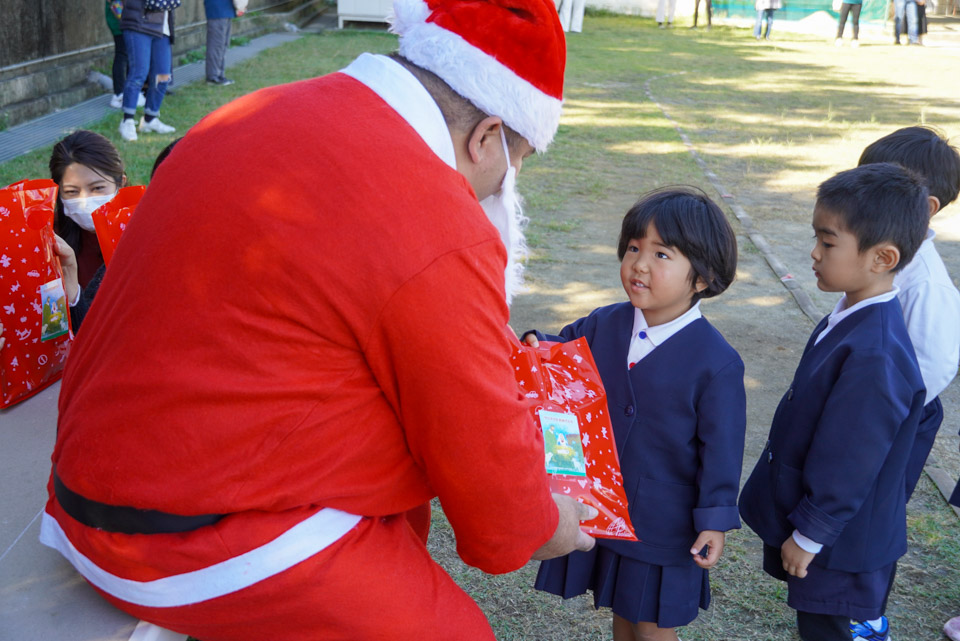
[787,387,794,400]
[768,451,774,463]
[625,405,635,417]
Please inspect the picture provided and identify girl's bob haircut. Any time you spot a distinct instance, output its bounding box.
[617,187,738,303]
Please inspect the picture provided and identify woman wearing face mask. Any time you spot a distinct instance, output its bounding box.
[49,130,127,331]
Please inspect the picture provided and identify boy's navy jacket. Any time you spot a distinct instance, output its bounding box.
[739,299,925,573]
[534,302,746,566]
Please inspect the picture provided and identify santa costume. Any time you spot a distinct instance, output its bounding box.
[40,0,568,639]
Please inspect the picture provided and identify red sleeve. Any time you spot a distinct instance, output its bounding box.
[365,238,558,574]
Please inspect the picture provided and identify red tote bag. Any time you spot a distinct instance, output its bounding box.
[91,185,145,266]
[512,337,637,541]
[0,179,73,409]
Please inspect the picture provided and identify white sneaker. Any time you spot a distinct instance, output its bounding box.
[851,39,860,47]
[119,118,138,141]
[137,92,147,107]
[139,117,176,134]
[834,37,843,47]
[109,94,123,109]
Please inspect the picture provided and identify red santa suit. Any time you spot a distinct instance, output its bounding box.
[41,51,559,640]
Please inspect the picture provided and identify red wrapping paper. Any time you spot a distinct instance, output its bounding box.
[91,185,145,266]
[512,337,637,541]
[0,179,72,409]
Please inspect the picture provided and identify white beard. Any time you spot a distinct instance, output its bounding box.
[480,167,527,306]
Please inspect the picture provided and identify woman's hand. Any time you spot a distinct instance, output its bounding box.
[53,235,80,305]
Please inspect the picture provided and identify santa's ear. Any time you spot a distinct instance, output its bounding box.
[466,116,503,165]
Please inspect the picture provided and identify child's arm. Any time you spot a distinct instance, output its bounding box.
[694,358,748,534]
[520,313,597,348]
[792,350,919,549]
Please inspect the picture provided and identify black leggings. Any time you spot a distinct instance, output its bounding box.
[111,34,128,95]
[837,3,862,39]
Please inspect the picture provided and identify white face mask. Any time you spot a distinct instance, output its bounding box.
[62,193,116,232]
[479,128,528,306]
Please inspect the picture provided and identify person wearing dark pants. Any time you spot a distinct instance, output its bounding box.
[692,0,711,29]
[204,0,243,86]
[835,0,862,46]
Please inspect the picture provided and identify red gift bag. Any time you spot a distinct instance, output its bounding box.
[0,179,73,409]
[91,185,145,266]
[512,337,637,541]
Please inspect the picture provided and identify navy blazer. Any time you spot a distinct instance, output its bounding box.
[538,302,746,566]
[739,299,925,573]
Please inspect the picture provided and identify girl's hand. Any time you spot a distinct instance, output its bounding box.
[53,235,80,305]
[0,320,5,351]
[690,530,725,568]
[781,535,815,578]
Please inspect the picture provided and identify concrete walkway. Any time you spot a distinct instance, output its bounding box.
[0,31,303,164]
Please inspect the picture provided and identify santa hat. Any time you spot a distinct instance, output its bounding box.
[390,0,566,152]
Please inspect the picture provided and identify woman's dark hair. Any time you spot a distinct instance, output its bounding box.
[49,130,125,251]
[617,187,738,303]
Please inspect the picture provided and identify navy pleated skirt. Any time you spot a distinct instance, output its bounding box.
[762,544,896,620]
[535,544,710,628]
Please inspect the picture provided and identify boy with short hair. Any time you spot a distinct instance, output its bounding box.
[739,163,930,641]
[852,126,960,641]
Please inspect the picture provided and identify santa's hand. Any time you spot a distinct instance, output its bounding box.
[531,494,597,560]
[54,235,80,305]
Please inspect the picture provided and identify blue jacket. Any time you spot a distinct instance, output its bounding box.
[204,0,236,19]
[739,299,925,573]
[537,302,746,565]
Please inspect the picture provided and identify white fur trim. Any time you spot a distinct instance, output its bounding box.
[391,2,562,151]
[40,508,362,608]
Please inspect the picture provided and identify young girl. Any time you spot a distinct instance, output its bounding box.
[49,130,127,331]
[530,188,746,641]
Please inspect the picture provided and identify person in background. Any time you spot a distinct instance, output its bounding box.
[692,0,712,29]
[851,126,960,641]
[834,0,862,46]
[656,0,676,28]
[118,0,177,142]
[106,1,147,109]
[49,131,126,331]
[204,0,246,86]
[754,0,781,40]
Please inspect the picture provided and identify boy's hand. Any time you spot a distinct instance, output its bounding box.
[781,535,815,578]
[520,331,539,348]
[691,530,725,568]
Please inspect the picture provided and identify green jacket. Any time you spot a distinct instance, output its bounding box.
[105,0,123,36]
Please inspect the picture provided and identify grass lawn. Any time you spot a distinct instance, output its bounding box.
[3,11,960,641]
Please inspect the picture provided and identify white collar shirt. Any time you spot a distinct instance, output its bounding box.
[814,288,900,346]
[626,302,702,369]
[340,53,457,170]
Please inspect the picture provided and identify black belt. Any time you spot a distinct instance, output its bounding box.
[54,471,224,535]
